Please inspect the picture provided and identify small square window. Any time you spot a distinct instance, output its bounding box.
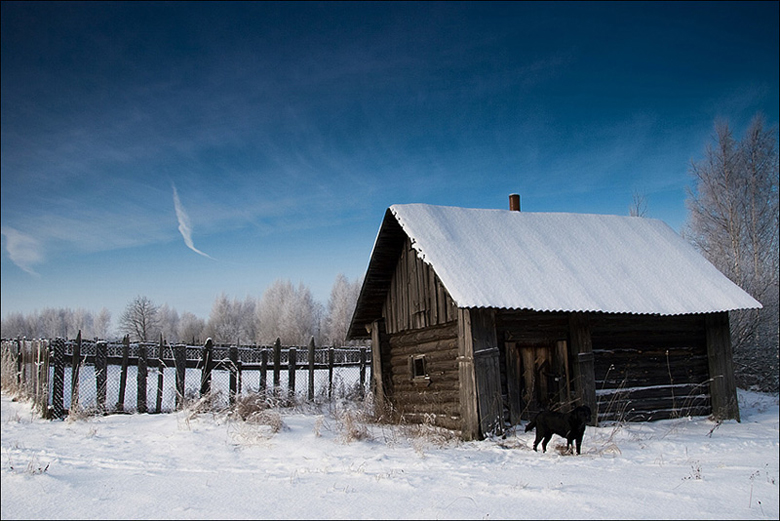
[411,354,430,385]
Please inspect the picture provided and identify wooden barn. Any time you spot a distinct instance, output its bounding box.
[347,198,762,440]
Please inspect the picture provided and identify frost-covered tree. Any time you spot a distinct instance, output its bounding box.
[70,308,93,339]
[206,293,256,345]
[36,308,71,338]
[118,296,161,342]
[93,307,113,340]
[324,273,364,345]
[257,280,322,345]
[0,312,33,338]
[178,311,206,345]
[158,304,180,343]
[685,115,779,392]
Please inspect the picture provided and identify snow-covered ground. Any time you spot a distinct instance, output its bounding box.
[2,389,778,520]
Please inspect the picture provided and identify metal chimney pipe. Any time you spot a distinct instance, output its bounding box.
[509,193,521,212]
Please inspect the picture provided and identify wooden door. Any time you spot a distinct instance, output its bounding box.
[506,340,571,422]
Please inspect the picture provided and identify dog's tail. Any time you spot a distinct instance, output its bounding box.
[524,420,536,432]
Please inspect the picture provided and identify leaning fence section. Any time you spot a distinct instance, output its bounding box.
[1,334,371,419]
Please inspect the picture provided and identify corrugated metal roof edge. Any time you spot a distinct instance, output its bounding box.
[452,304,762,316]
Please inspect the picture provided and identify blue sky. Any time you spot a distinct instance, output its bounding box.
[2,1,778,324]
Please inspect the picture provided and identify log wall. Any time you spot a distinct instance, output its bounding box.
[385,321,461,431]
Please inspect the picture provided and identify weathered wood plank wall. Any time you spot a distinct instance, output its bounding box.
[383,239,458,334]
[590,313,711,422]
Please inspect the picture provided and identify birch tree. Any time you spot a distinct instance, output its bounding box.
[685,114,779,392]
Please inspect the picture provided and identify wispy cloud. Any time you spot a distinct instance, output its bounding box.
[1,227,43,276]
[172,184,214,260]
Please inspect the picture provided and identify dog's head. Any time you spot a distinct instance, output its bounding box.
[572,405,592,426]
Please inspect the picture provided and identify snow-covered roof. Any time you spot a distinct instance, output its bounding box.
[388,204,761,315]
[348,203,763,338]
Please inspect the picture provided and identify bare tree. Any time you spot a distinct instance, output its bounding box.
[118,296,161,342]
[685,114,779,392]
[629,191,648,217]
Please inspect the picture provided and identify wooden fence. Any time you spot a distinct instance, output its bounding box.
[1,333,370,419]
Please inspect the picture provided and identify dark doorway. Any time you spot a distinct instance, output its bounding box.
[506,341,571,424]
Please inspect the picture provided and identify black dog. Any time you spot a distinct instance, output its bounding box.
[524,405,592,455]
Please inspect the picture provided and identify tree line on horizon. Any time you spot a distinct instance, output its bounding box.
[0,273,365,348]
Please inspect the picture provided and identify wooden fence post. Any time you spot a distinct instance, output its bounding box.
[116,335,130,412]
[36,340,51,417]
[200,338,213,397]
[51,338,65,419]
[70,331,82,413]
[260,348,268,393]
[308,337,315,401]
[137,344,148,413]
[95,341,108,413]
[273,338,281,396]
[15,338,22,389]
[288,347,297,401]
[156,335,165,413]
[229,345,239,405]
[328,346,335,399]
[174,344,186,409]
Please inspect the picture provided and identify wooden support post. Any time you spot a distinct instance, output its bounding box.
[70,331,82,413]
[288,347,297,401]
[174,344,186,409]
[328,346,335,399]
[95,341,108,413]
[359,347,367,398]
[117,335,130,412]
[569,313,597,424]
[260,348,268,393]
[705,312,740,421]
[229,345,239,405]
[156,336,164,413]
[51,338,65,419]
[457,308,480,441]
[137,344,148,413]
[273,338,282,396]
[200,338,213,397]
[307,337,315,401]
[369,320,385,408]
